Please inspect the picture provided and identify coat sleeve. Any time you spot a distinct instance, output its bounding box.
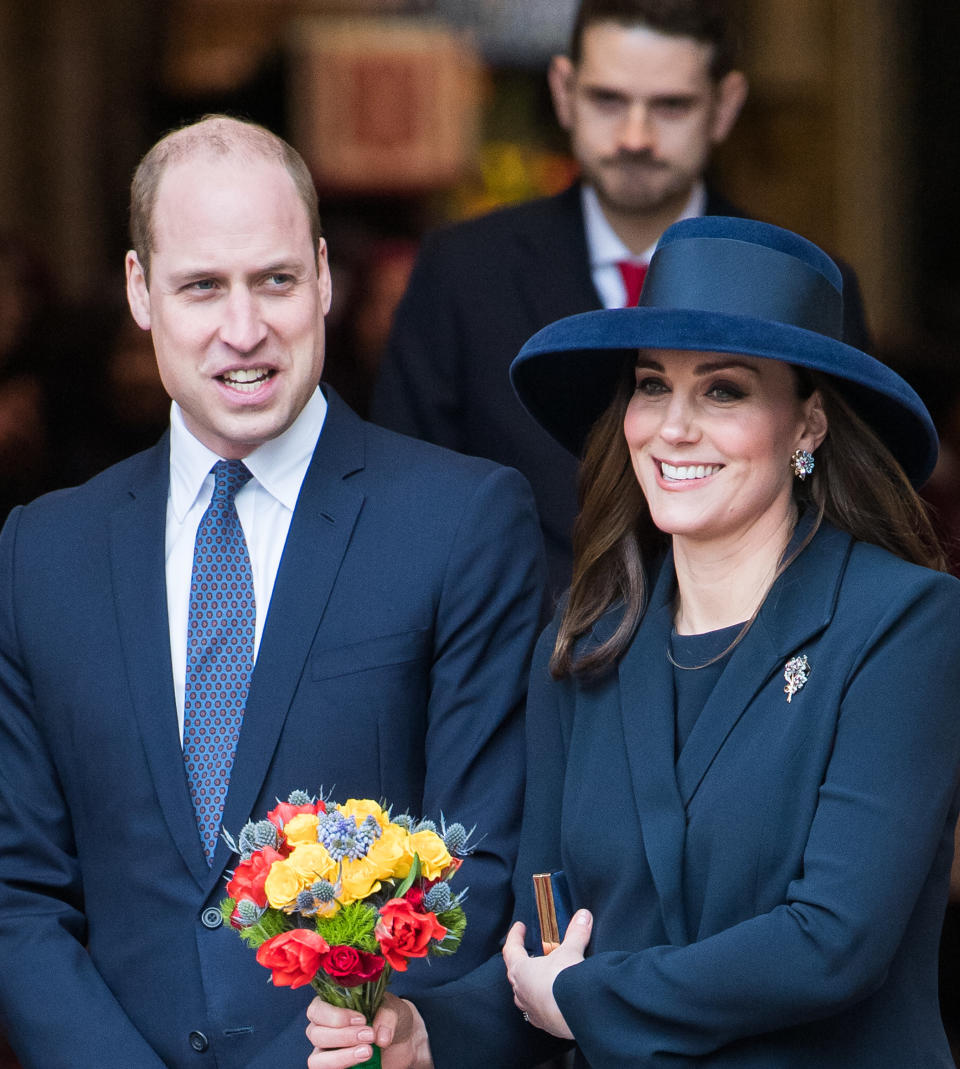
[370,230,466,450]
[414,618,574,1069]
[553,568,960,1065]
[0,508,168,1068]
[395,463,548,999]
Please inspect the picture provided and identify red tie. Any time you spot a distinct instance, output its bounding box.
[616,260,648,307]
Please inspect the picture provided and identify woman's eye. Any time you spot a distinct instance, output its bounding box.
[707,382,745,401]
[635,376,668,396]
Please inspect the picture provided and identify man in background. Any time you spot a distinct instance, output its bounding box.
[371,0,869,596]
[0,115,545,1068]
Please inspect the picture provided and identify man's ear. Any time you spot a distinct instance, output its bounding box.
[125,250,152,331]
[710,69,748,145]
[548,54,576,131]
[316,239,333,317]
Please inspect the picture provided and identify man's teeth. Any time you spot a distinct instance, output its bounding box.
[661,462,722,481]
[221,368,270,392]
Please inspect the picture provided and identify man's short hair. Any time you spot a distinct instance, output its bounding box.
[129,114,322,283]
[569,0,741,79]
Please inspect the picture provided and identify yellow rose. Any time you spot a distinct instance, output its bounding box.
[288,843,337,884]
[367,822,414,882]
[409,830,452,880]
[337,798,389,830]
[263,858,302,910]
[338,856,382,904]
[283,813,320,848]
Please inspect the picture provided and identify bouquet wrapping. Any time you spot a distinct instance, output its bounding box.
[220,791,471,1068]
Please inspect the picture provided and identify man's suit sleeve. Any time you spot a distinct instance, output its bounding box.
[370,231,466,449]
[0,508,167,1067]
[403,462,547,994]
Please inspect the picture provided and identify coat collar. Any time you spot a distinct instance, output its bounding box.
[615,518,853,944]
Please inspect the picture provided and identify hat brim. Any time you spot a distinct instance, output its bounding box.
[510,307,938,488]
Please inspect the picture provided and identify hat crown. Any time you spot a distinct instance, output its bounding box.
[640,216,844,341]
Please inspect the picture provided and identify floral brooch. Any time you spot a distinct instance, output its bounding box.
[783,654,810,703]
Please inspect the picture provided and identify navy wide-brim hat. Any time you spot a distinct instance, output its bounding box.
[510,216,938,487]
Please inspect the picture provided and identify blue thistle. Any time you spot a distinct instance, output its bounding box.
[392,813,415,831]
[234,899,266,927]
[424,882,452,913]
[296,879,337,916]
[287,789,313,806]
[414,819,437,834]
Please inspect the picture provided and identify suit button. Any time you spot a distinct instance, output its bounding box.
[189,1031,209,1052]
[201,907,223,929]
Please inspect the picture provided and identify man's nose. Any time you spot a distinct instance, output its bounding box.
[618,103,656,154]
[219,287,267,352]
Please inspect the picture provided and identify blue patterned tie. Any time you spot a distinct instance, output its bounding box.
[183,459,256,863]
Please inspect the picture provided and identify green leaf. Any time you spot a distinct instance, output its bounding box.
[393,853,421,899]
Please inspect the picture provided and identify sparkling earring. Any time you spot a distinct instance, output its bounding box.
[791,449,815,481]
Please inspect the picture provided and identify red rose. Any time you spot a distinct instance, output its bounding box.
[267,799,325,832]
[255,929,329,989]
[403,886,425,910]
[226,846,285,908]
[318,945,385,987]
[375,898,447,972]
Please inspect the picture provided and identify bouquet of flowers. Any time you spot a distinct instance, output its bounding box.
[220,791,471,1068]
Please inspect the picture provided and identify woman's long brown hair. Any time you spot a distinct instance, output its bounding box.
[550,361,946,679]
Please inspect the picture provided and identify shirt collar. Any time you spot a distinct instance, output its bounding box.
[581,180,708,268]
[168,387,328,520]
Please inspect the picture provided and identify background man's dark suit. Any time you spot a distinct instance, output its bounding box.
[0,389,545,1069]
[371,182,870,596]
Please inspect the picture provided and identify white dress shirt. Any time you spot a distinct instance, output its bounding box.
[582,181,707,308]
[165,387,328,739]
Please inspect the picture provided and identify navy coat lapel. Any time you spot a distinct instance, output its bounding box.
[676,522,853,807]
[211,392,366,883]
[110,436,211,886]
[617,554,691,947]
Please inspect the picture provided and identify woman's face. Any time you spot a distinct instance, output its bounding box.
[623,349,826,547]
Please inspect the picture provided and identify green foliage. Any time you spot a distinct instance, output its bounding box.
[220,897,236,927]
[234,907,288,950]
[316,900,378,952]
[431,904,466,956]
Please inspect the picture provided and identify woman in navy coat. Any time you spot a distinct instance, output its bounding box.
[307,217,960,1068]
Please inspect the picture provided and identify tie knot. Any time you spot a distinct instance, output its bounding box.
[211,459,252,505]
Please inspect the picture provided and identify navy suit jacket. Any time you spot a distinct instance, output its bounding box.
[0,389,546,1068]
[371,183,871,598]
[416,522,960,1067]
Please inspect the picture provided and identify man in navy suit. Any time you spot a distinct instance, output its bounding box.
[0,116,545,1068]
[371,0,870,596]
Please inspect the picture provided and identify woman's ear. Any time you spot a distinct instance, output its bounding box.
[799,390,828,453]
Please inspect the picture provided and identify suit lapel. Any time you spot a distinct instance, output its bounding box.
[676,521,853,807]
[210,393,366,883]
[110,437,211,886]
[512,183,602,327]
[617,554,690,946]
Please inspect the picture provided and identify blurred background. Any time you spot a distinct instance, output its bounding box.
[0,0,959,519]
[0,1,959,1064]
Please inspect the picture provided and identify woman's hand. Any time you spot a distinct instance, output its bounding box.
[501,909,593,1039]
[305,993,434,1069]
